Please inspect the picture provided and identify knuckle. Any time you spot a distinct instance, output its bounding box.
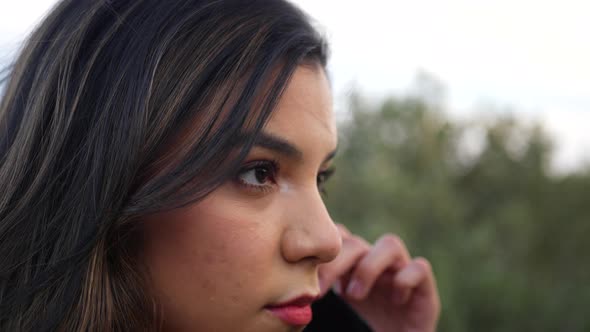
[341,236,370,259]
[353,235,371,252]
[350,258,376,284]
[379,233,404,250]
[356,256,375,276]
[414,256,433,273]
[352,266,373,285]
[336,223,351,237]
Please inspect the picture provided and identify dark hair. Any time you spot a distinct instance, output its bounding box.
[0,0,328,330]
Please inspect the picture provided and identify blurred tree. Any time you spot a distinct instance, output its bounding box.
[325,83,590,331]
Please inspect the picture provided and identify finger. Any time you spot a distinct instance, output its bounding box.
[394,257,438,306]
[345,234,411,300]
[318,235,370,296]
[336,223,352,239]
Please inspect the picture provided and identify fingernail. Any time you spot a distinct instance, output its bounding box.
[346,279,364,299]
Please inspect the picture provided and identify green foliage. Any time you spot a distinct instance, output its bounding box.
[325,90,590,332]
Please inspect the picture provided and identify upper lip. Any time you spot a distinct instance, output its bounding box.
[266,294,320,308]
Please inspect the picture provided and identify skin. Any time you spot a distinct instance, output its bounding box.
[141,65,440,332]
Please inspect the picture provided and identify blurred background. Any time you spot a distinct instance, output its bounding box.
[1,1,589,331]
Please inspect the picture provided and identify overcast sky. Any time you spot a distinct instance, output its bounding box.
[1,0,589,171]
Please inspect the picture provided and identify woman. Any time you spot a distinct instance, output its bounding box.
[0,0,440,331]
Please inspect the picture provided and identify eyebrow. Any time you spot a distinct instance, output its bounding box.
[254,132,337,163]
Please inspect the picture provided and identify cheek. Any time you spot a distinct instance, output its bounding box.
[140,193,283,326]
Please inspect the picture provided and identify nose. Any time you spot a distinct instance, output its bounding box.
[280,188,342,265]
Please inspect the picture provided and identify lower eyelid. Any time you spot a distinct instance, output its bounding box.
[234,178,277,194]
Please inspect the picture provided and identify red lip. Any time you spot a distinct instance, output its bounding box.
[265,295,319,326]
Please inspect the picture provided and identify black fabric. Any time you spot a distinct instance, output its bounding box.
[304,290,372,331]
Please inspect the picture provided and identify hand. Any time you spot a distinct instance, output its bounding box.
[318,224,440,332]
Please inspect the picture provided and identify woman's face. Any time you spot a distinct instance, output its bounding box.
[141,65,342,331]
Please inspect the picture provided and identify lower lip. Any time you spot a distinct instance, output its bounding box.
[266,304,313,326]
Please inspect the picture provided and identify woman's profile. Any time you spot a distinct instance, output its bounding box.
[0,0,440,331]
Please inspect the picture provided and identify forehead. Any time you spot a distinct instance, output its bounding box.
[263,66,337,153]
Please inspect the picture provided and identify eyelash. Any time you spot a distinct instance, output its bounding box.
[234,159,335,195]
[317,167,335,195]
[234,159,280,194]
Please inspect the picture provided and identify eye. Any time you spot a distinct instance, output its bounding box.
[317,167,335,194]
[235,160,278,192]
